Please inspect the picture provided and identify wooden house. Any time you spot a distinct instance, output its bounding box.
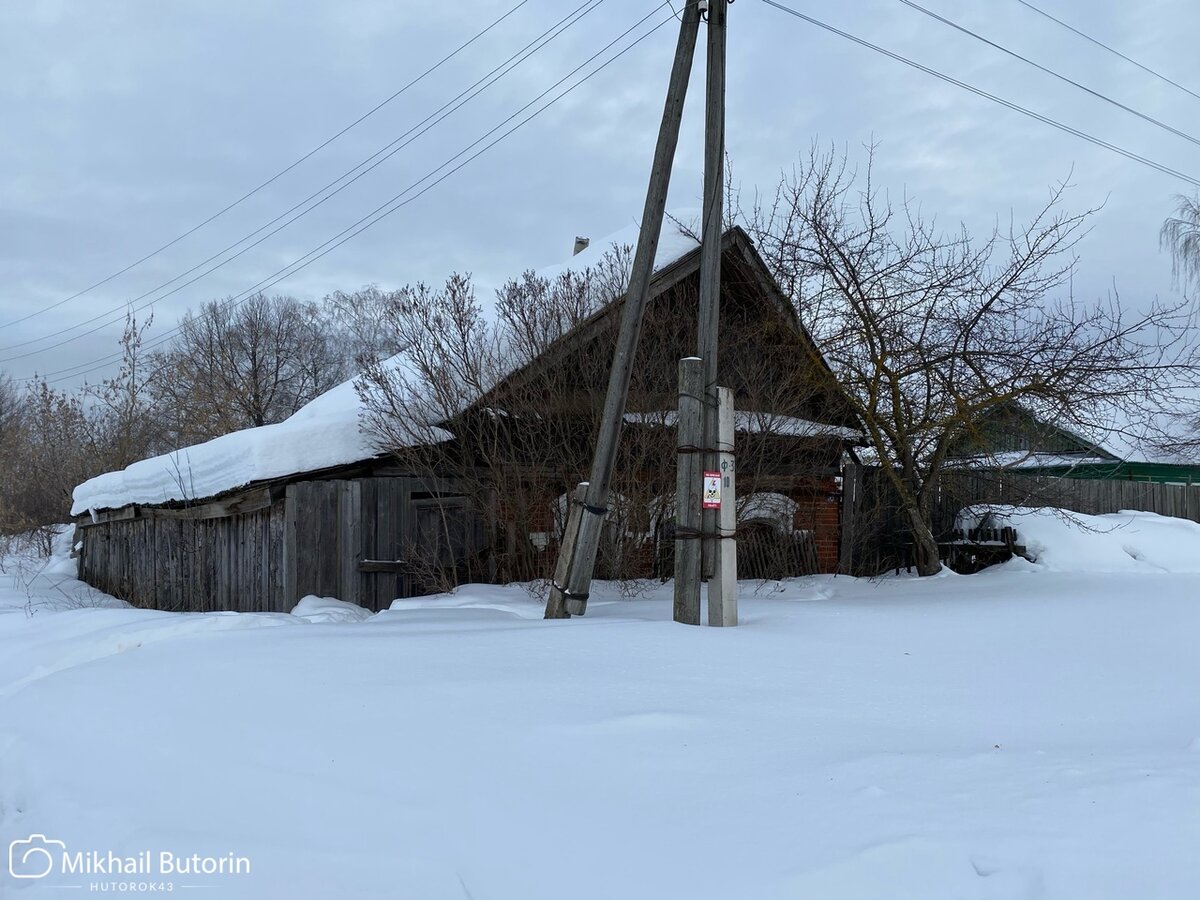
[72,225,862,613]
[948,402,1200,484]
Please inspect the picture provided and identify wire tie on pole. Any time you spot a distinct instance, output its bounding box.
[672,527,740,540]
[551,582,589,601]
[567,496,609,517]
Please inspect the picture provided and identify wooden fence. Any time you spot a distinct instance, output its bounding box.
[840,465,1200,576]
[933,470,1200,528]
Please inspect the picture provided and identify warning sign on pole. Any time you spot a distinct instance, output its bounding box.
[702,470,722,509]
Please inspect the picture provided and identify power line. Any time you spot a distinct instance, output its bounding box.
[760,0,1200,189]
[28,7,677,385]
[0,0,534,332]
[899,0,1200,150]
[0,0,601,360]
[1015,0,1200,105]
[36,7,673,384]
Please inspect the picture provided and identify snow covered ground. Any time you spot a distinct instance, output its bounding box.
[2,525,1198,898]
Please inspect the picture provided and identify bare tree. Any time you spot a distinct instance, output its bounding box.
[357,238,845,592]
[0,371,19,433]
[0,372,26,531]
[152,293,347,444]
[4,298,345,528]
[83,313,169,467]
[1,314,170,529]
[323,284,409,367]
[743,145,1200,574]
[6,379,96,527]
[1161,193,1200,289]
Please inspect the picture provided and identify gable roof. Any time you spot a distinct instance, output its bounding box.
[474,224,860,431]
[524,224,803,359]
[949,401,1200,472]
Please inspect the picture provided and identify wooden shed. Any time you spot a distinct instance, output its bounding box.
[75,471,482,613]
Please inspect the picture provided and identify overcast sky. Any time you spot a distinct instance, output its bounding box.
[2,0,1198,388]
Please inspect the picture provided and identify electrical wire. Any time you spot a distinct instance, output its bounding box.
[1015,0,1200,105]
[761,0,1200,189]
[898,0,1200,150]
[0,0,601,360]
[26,6,677,385]
[0,0,534,331]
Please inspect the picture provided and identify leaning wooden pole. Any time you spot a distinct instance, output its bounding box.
[545,482,588,619]
[698,0,727,580]
[545,1,702,619]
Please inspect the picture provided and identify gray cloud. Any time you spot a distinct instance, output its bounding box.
[1,0,1198,385]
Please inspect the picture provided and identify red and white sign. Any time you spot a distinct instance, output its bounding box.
[702,471,722,509]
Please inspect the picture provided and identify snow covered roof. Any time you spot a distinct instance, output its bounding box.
[71,217,705,515]
[534,212,701,284]
[950,401,1200,470]
[948,451,1118,471]
[460,214,724,420]
[624,409,862,441]
[71,357,448,516]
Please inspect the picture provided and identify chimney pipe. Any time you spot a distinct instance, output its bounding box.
[573,236,590,256]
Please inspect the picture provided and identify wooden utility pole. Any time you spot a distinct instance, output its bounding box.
[708,386,737,626]
[698,0,727,580]
[544,482,588,619]
[545,1,702,619]
[838,463,861,576]
[673,357,704,624]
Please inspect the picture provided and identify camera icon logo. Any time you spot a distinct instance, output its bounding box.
[8,834,65,879]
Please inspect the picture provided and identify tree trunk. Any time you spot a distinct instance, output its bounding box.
[902,503,942,576]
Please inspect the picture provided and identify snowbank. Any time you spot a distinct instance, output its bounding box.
[0,525,73,577]
[0,525,126,615]
[957,504,1200,573]
[290,595,373,623]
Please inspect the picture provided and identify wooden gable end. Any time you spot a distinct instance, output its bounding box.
[474,227,859,433]
[949,402,1120,460]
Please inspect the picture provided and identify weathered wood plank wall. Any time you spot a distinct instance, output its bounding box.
[78,503,289,612]
[76,475,468,613]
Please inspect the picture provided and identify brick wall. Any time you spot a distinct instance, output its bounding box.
[789,476,842,573]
